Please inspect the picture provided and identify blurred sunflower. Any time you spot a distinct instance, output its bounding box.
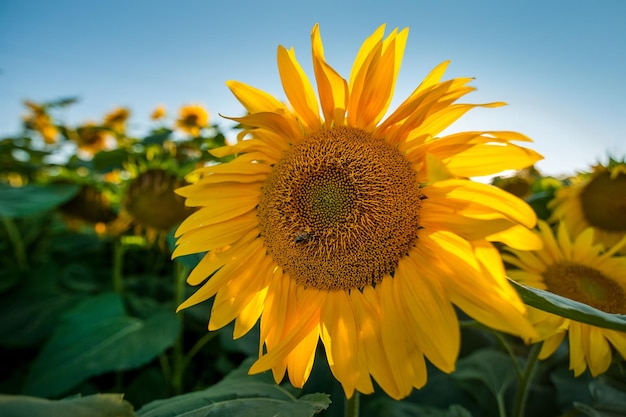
[151,104,167,121]
[492,166,541,199]
[173,24,543,399]
[121,168,195,244]
[103,107,131,133]
[74,123,113,156]
[503,221,626,377]
[550,162,626,251]
[59,184,120,236]
[176,104,209,137]
[22,100,58,144]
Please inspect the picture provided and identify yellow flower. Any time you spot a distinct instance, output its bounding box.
[173,24,543,399]
[504,220,626,377]
[121,168,195,244]
[74,123,111,155]
[103,107,131,133]
[22,100,58,144]
[176,104,209,136]
[550,163,626,251]
[151,104,167,121]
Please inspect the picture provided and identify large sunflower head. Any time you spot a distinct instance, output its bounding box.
[549,161,626,252]
[503,220,626,377]
[173,24,543,399]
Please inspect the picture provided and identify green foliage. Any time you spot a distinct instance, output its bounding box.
[0,393,136,417]
[510,280,626,332]
[0,183,79,218]
[23,293,180,397]
[137,360,330,417]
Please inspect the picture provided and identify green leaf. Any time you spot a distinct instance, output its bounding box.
[365,399,472,417]
[137,359,330,417]
[0,286,83,347]
[23,293,180,397]
[0,183,80,218]
[574,379,626,417]
[509,279,626,331]
[0,393,135,417]
[451,349,517,415]
[142,129,173,145]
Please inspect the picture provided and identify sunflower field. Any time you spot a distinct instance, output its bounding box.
[1,25,626,417]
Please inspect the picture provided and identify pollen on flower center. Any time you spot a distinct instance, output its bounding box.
[257,126,423,291]
[543,261,626,314]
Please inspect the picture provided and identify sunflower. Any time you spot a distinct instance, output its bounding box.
[121,168,195,244]
[22,101,58,144]
[173,24,543,399]
[74,123,112,156]
[176,104,209,137]
[549,162,626,251]
[503,220,626,377]
[103,107,131,133]
[151,104,167,121]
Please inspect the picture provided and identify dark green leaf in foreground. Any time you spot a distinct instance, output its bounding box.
[0,183,80,218]
[0,393,136,417]
[574,379,626,417]
[23,292,180,397]
[509,279,626,332]
[137,359,330,417]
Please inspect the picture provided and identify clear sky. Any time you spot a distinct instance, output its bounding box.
[1,0,625,177]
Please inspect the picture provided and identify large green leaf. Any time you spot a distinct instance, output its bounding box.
[137,359,330,417]
[0,183,79,218]
[0,288,82,347]
[451,349,518,415]
[575,379,626,417]
[0,393,136,417]
[509,279,626,331]
[23,292,180,397]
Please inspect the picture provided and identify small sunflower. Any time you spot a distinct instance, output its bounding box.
[103,107,131,133]
[151,105,167,121]
[504,220,626,376]
[121,168,195,244]
[176,104,209,137]
[59,184,120,236]
[74,123,112,156]
[173,24,543,399]
[22,101,58,144]
[550,162,626,251]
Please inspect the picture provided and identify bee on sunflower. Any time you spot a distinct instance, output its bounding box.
[173,24,543,399]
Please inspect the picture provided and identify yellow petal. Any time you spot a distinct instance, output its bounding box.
[487,224,544,250]
[172,211,258,257]
[311,24,348,127]
[320,291,361,397]
[277,46,321,132]
[226,80,287,114]
[395,252,459,373]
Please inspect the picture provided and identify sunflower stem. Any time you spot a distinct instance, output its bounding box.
[3,217,27,270]
[511,343,541,417]
[345,391,360,417]
[112,238,125,294]
[171,261,188,395]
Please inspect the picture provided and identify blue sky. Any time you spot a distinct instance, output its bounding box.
[1,0,625,176]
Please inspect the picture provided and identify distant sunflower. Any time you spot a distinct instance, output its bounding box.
[151,105,167,121]
[22,101,58,144]
[74,123,112,156]
[550,163,626,251]
[122,168,195,244]
[176,104,209,137]
[503,221,626,377]
[104,107,131,133]
[173,24,543,399]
